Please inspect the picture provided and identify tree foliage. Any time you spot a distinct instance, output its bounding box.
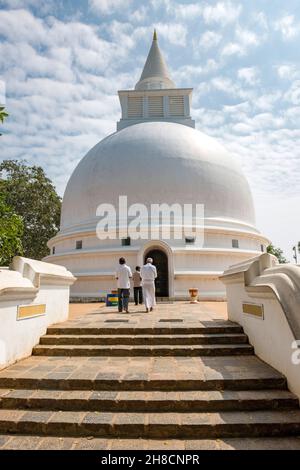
[0,106,9,136]
[0,196,23,265]
[0,160,61,260]
[267,243,288,264]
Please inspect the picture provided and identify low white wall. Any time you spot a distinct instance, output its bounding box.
[0,257,76,370]
[221,254,300,400]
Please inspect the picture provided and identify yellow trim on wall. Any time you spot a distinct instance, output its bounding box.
[17,304,46,320]
[242,303,264,318]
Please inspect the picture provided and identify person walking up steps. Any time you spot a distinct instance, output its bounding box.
[141,257,157,313]
[115,257,132,313]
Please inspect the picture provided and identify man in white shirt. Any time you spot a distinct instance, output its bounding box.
[141,258,157,313]
[115,257,132,313]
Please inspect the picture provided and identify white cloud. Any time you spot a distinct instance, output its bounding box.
[105,20,135,49]
[221,42,244,57]
[252,11,268,30]
[0,0,42,7]
[174,59,219,84]
[238,67,260,86]
[236,27,260,47]
[277,64,299,80]
[254,92,281,111]
[199,31,222,49]
[0,80,6,104]
[0,8,137,193]
[202,1,242,26]
[0,8,47,44]
[0,0,56,14]
[210,76,254,100]
[152,0,241,27]
[88,0,132,15]
[223,101,250,115]
[274,15,299,40]
[154,22,187,46]
[129,5,148,23]
[173,2,202,20]
[221,26,260,57]
[284,80,300,105]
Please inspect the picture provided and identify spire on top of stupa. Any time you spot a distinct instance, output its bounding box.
[135,29,176,90]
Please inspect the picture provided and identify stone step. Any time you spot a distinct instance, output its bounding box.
[47,325,244,336]
[1,409,300,438]
[0,356,287,391]
[32,344,254,357]
[39,333,249,346]
[2,434,300,450]
[0,376,287,392]
[0,389,297,413]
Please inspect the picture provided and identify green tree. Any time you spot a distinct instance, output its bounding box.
[0,106,9,136]
[0,160,61,260]
[267,243,288,264]
[0,196,23,265]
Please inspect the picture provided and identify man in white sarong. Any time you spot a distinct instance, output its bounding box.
[141,258,157,313]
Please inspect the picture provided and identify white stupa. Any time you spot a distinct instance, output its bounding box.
[46,31,269,300]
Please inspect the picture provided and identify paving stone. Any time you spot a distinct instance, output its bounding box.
[31,390,63,399]
[114,413,146,426]
[0,389,12,399]
[87,357,110,362]
[19,411,53,423]
[145,440,185,450]
[123,373,149,380]
[45,373,72,380]
[90,391,118,400]
[56,366,78,373]
[108,439,147,450]
[73,438,109,450]
[185,439,221,450]
[6,389,34,399]
[60,391,92,400]
[0,409,25,421]
[3,435,41,450]
[82,412,115,425]
[37,437,76,450]
[49,411,85,424]
[0,435,12,448]
[96,372,122,380]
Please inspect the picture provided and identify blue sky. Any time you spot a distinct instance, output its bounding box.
[0,0,300,259]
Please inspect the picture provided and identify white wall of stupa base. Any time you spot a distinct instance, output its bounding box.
[45,223,268,301]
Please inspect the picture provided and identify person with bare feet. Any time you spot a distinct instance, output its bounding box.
[141,258,157,313]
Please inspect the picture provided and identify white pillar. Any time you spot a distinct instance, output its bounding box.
[184,95,190,118]
[163,96,169,118]
[143,96,149,118]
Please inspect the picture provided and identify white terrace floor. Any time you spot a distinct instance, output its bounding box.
[67,300,228,324]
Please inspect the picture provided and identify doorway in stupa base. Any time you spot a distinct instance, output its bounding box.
[144,248,169,298]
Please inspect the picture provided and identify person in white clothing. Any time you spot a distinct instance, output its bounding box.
[141,258,157,312]
[115,257,132,313]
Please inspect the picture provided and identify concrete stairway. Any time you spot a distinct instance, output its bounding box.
[0,317,300,445]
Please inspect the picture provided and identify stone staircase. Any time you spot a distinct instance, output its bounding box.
[33,324,254,357]
[0,314,300,447]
